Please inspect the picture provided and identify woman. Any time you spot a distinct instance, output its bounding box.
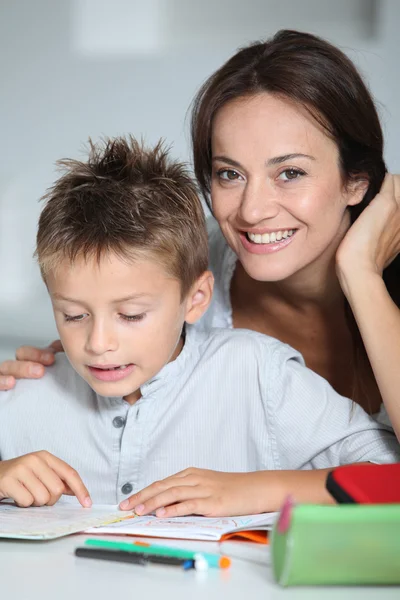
[1,31,399,439]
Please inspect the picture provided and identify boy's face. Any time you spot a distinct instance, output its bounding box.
[46,252,204,404]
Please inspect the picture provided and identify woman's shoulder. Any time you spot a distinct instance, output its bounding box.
[373,404,394,430]
[207,217,237,281]
[195,218,237,331]
[207,217,231,269]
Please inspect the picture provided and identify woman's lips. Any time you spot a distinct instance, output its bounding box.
[238,230,297,254]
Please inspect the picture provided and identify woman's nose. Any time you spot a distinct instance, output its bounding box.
[237,179,280,225]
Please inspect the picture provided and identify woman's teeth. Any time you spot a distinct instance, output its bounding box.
[247,229,295,244]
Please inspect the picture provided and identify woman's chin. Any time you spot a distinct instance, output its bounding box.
[241,263,292,283]
[237,250,299,283]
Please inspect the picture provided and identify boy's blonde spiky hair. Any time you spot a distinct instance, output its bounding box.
[36,136,208,298]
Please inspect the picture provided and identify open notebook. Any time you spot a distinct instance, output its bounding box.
[86,512,278,542]
[0,500,277,543]
[0,501,130,540]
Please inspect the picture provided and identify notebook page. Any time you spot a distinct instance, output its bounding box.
[0,501,131,540]
[86,512,278,541]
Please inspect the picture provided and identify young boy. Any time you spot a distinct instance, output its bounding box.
[0,137,398,516]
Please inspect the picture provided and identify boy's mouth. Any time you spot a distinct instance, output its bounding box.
[87,363,135,383]
[90,364,130,370]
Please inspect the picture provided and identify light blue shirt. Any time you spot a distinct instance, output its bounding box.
[0,326,398,504]
[198,218,393,428]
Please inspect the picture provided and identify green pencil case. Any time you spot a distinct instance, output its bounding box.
[271,502,400,586]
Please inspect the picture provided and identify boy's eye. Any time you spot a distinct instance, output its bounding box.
[278,168,306,182]
[64,313,88,322]
[217,168,243,181]
[121,313,146,322]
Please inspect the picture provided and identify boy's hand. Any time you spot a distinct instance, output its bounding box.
[119,468,266,517]
[0,341,63,391]
[0,451,92,508]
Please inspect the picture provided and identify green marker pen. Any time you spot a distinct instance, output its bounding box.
[84,538,231,568]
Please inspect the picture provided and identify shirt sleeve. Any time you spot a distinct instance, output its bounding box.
[265,343,400,469]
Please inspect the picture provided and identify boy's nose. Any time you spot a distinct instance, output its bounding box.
[85,324,118,355]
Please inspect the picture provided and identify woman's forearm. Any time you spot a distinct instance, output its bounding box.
[340,270,400,440]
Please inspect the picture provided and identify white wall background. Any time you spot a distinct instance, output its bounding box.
[0,0,399,360]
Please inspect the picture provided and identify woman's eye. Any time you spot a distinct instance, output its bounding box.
[217,169,242,181]
[64,313,88,322]
[278,168,306,181]
[121,313,146,322]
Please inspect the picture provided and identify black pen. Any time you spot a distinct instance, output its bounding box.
[75,547,194,569]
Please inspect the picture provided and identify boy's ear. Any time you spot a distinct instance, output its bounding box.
[184,271,214,324]
[346,175,369,207]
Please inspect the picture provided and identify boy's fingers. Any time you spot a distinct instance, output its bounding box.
[41,453,92,507]
[0,359,45,380]
[129,486,205,516]
[0,376,15,391]
[32,467,69,506]
[4,479,35,508]
[122,469,202,510]
[156,499,208,518]
[120,476,184,511]
[57,471,92,507]
[17,472,52,507]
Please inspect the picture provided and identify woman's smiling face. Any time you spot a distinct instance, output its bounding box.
[211,93,365,283]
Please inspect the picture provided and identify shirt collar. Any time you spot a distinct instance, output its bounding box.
[139,324,204,398]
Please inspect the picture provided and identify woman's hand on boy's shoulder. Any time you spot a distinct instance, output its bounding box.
[0,341,63,391]
[0,450,92,508]
[119,468,268,517]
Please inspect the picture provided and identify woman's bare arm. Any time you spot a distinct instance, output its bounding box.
[337,174,400,439]
[339,272,400,439]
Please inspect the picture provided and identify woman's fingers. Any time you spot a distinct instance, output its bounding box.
[0,375,15,391]
[379,173,395,198]
[48,340,64,353]
[15,346,56,366]
[393,174,400,200]
[380,173,400,204]
[0,359,45,381]
[0,343,63,390]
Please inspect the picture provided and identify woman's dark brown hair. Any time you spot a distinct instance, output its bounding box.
[191,29,400,406]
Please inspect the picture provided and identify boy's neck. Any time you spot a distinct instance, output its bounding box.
[123,333,185,406]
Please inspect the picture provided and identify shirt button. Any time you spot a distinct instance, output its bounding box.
[121,483,133,495]
[112,416,126,428]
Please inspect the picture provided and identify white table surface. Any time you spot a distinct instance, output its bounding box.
[1,533,399,600]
